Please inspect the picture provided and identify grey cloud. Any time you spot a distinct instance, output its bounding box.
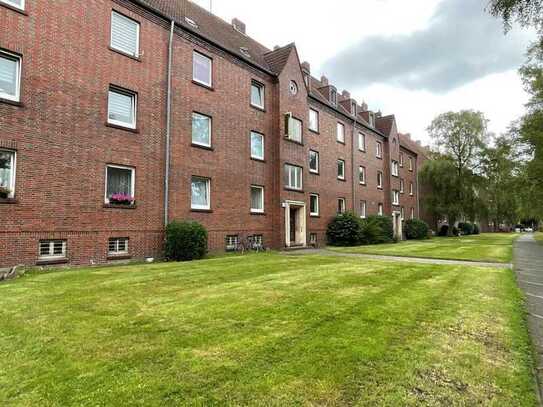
[322,0,531,92]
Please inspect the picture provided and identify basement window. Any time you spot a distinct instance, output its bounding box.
[39,240,67,260]
[109,238,129,256]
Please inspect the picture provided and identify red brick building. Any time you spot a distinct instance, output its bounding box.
[0,0,426,267]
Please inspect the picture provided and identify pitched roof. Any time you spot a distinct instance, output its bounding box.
[263,44,295,74]
[136,0,273,72]
[375,115,395,136]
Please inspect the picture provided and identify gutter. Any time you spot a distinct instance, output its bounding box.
[164,20,174,227]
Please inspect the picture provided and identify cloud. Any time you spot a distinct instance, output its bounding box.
[322,0,532,92]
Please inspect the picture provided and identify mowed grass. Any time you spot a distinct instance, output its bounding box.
[0,253,536,406]
[329,233,518,263]
[535,232,543,245]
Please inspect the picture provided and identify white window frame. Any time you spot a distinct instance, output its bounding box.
[108,86,137,129]
[108,237,129,256]
[0,149,16,198]
[377,171,383,189]
[104,164,136,204]
[378,203,384,216]
[191,176,211,210]
[193,51,212,87]
[0,50,21,102]
[359,166,366,185]
[284,164,302,190]
[399,152,404,167]
[337,198,346,214]
[400,179,405,193]
[309,108,319,132]
[250,131,264,160]
[250,80,265,109]
[1,0,25,11]
[337,159,345,180]
[410,182,414,196]
[225,235,239,251]
[39,240,67,260]
[376,141,382,158]
[337,122,345,143]
[358,132,365,151]
[286,115,303,143]
[401,207,405,220]
[309,150,319,174]
[192,112,212,148]
[309,193,320,217]
[392,160,399,177]
[360,200,367,219]
[330,89,337,106]
[250,185,264,214]
[411,207,415,219]
[392,190,400,206]
[369,112,375,127]
[408,157,414,171]
[110,11,140,58]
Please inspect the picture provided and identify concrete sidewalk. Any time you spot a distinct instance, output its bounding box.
[514,234,543,404]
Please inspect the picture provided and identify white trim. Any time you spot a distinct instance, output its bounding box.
[309,108,319,132]
[250,81,265,109]
[285,164,302,190]
[0,0,24,11]
[250,185,264,213]
[0,149,16,198]
[108,237,129,255]
[336,122,345,143]
[359,166,366,185]
[107,87,137,129]
[377,171,383,189]
[191,176,211,210]
[193,51,212,87]
[338,198,346,214]
[38,240,67,260]
[110,11,140,58]
[360,200,367,218]
[192,112,212,148]
[376,141,382,158]
[309,150,319,174]
[378,203,384,216]
[250,131,264,160]
[358,132,366,151]
[337,159,345,180]
[309,193,319,217]
[104,164,135,204]
[0,50,21,102]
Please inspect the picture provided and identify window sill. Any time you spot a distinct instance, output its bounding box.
[358,149,366,153]
[336,140,346,145]
[284,137,304,146]
[192,80,214,91]
[376,156,383,160]
[108,46,142,62]
[0,97,24,107]
[284,187,304,194]
[191,208,213,213]
[250,157,266,163]
[105,122,139,133]
[310,214,320,218]
[359,182,366,186]
[0,2,27,15]
[0,198,18,204]
[250,104,266,113]
[191,143,214,151]
[337,178,346,182]
[308,129,320,135]
[103,203,137,209]
[250,211,266,216]
[377,187,383,190]
[107,254,132,261]
[309,171,319,175]
[36,258,68,266]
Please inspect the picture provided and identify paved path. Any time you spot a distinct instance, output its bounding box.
[514,234,543,404]
[282,248,512,269]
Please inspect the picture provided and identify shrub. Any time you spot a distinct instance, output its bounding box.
[359,218,386,245]
[438,225,449,237]
[405,219,429,240]
[165,220,208,261]
[458,222,474,235]
[326,212,361,246]
[364,215,394,244]
[473,224,480,234]
[452,226,460,236]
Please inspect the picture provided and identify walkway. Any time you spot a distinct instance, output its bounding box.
[514,234,543,403]
[282,248,512,269]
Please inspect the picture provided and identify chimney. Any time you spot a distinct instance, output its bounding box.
[232,18,246,34]
[301,61,311,74]
[361,101,368,111]
[273,45,280,50]
[320,75,328,86]
[341,90,350,99]
[375,110,382,118]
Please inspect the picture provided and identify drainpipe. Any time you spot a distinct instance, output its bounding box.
[351,118,356,212]
[164,20,174,228]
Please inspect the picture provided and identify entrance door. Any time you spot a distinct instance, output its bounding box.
[290,207,297,243]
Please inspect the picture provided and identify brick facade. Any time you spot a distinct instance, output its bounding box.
[0,0,426,267]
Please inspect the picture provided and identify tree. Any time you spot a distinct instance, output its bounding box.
[487,0,543,36]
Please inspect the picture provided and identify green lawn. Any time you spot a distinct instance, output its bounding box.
[329,233,518,263]
[535,232,543,245]
[0,253,536,405]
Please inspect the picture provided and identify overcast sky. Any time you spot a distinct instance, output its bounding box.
[193,0,535,144]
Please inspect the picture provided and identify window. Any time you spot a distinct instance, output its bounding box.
[309,233,317,245]
[284,164,302,190]
[251,81,264,109]
[39,240,67,260]
[0,51,21,102]
[369,112,375,127]
[250,131,264,160]
[337,198,346,214]
[105,165,135,204]
[358,132,366,151]
[225,235,239,251]
[0,149,16,198]
[377,171,383,189]
[192,112,211,147]
[359,166,366,185]
[1,0,24,10]
[108,86,137,129]
[285,115,302,143]
[309,109,319,132]
[399,152,404,167]
[309,150,319,174]
[376,141,382,158]
[351,101,357,115]
[411,207,415,219]
[337,122,345,143]
[109,238,129,256]
[252,234,263,246]
[410,182,414,196]
[401,207,405,220]
[193,51,212,87]
[289,80,298,95]
[310,194,319,216]
[191,176,210,210]
[111,11,140,57]
[330,89,337,106]
[408,157,413,171]
[378,203,384,216]
[250,185,264,213]
[392,160,399,176]
[337,159,345,180]
[400,178,405,193]
[392,190,400,205]
[360,200,367,218]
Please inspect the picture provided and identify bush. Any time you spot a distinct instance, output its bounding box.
[405,219,429,240]
[473,224,480,235]
[165,220,208,261]
[326,212,361,246]
[359,217,386,245]
[452,226,460,236]
[438,225,449,237]
[458,222,474,235]
[364,215,394,244]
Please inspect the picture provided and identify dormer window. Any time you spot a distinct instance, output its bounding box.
[330,89,337,106]
[351,102,357,115]
[368,112,375,127]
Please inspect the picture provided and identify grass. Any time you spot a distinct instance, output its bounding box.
[329,233,518,263]
[535,232,543,245]
[0,253,536,405]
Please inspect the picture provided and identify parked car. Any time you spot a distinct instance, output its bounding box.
[525,227,534,233]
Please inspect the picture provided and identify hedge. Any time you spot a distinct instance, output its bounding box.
[165,220,208,261]
[405,219,429,240]
[326,213,394,246]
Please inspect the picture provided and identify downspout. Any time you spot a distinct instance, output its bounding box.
[351,118,356,212]
[416,158,420,218]
[164,20,174,228]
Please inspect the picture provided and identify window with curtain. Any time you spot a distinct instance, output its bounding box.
[0,149,15,198]
[337,122,345,143]
[286,116,302,143]
[192,113,211,147]
[191,176,210,210]
[193,51,212,86]
[309,150,319,173]
[106,165,134,203]
[359,166,366,184]
[111,11,140,57]
[309,109,319,132]
[250,185,264,213]
[251,81,264,109]
[108,87,136,128]
[0,51,21,101]
[358,132,365,151]
[284,164,302,190]
[250,131,264,160]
